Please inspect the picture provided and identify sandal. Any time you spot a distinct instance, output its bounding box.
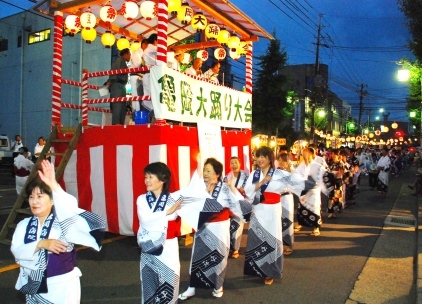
[294,225,302,232]
[310,231,320,236]
[264,277,274,285]
[283,249,293,255]
[212,288,224,298]
[178,293,194,301]
[231,251,240,259]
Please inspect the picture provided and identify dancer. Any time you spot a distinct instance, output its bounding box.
[277,149,295,255]
[243,147,308,285]
[137,162,182,304]
[178,157,248,300]
[223,156,249,259]
[11,160,105,303]
[377,147,391,197]
[295,147,334,236]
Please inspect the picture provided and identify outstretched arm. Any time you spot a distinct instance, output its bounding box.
[37,160,59,192]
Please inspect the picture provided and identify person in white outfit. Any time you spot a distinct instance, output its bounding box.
[142,33,158,116]
[130,39,148,112]
[14,147,34,194]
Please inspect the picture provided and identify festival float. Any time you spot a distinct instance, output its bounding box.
[0,0,272,241]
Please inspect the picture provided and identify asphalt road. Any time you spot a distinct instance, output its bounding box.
[0,163,417,303]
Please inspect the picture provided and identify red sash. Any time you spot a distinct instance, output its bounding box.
[14,166,30,177]
[166,217,181,239]
[262,192,281,204]
[209,208,232,223]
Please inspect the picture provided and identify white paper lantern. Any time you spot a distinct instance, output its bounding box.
[80,11,96,30]
[140,0,156,20]
[196,50,209,61]
[122,0,139,21]
[100,3,117,25]
[65,15,81,34]
[229,50,240,60]
[214,47,226,61]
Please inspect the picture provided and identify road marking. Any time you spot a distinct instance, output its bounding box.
[0,235,128,273]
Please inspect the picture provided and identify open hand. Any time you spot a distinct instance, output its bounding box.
[38,160,59,191]
[38,239,67,254]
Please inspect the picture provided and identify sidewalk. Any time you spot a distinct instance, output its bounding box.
[347,167,418,304]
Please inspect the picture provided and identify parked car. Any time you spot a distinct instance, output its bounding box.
[0,135,14,165]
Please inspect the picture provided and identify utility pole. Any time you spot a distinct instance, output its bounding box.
[357,84,367,134]
[310,14,328,143]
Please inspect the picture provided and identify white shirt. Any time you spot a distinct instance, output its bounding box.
[142,44,157,68]
[185,66,198,76]
[131,48,144,69]
[11,141,23,152]
[203,69,219,83]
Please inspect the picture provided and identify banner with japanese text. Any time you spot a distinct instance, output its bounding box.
[150,65,252,128]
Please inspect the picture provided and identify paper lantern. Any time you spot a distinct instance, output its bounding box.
[130,40,141,51]
[227,35,240,52]
[214,47,226,61]
[81,28,97,43]
[80,10,96,30]
[196,50,209,61]
[217,28,230,45]
[229,50,240,60]
[356,136,362,141]
[391,122,398,129]
[65,15,81,34]
[205,23,220,40]
[362,135,368,140]
[100,3,117,26]
[177,3,194,24]
[375,130,381,136]
[140,0,156,20]
[168,0,182,15]
[101,30,115,48]
[117,36,130,50]
[369,133,374,138]
[191,12,207,32]
[121,0,139,21]
[399,137,404,141]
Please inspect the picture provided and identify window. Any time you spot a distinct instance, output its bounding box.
[28,29,51,45]
[0,38,8,52]
[17,35,22,48]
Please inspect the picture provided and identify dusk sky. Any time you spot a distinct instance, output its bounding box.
[0,0,415,123]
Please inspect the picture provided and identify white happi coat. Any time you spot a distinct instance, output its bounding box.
[137,191,182,304]
[11,187,105,304]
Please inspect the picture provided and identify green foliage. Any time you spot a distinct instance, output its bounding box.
[252,30,294,139]
[398,0,422,61]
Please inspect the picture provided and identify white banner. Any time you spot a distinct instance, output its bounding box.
[197,122,224,166]
[150,65,252,128]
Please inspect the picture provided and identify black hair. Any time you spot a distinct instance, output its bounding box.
[278,145,289,153]
[15,135,20,139]
[255,146,275,168]
[147,33,158,44]
[26,177,53,200]
[143,162,172,193]
[19,147,29,154]
[119,48,130,57]
[141,38,149,45]
[38,136,45,141]
[230,156,239,161]
[204,158,223,181]
[211,61,220,68]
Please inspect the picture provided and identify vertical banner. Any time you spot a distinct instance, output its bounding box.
[197,122,224,165]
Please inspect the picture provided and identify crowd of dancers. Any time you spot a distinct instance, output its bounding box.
[10,144,417,303]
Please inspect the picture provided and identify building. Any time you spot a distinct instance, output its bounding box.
[0,10,110,152]
[281,63,351,139]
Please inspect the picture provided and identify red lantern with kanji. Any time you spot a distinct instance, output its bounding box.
[100,3,117,26]
[196,50,209,61]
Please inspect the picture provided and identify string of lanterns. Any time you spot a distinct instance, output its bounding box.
[64,0,248,60]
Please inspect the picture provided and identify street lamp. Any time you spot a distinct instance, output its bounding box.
[398,65,422,144]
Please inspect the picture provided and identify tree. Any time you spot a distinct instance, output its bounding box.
[252,31,295,145]
[398,0,422,61]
